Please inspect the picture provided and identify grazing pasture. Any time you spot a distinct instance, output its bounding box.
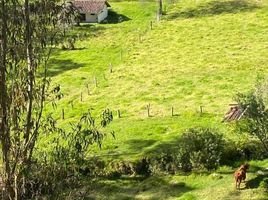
[42,0,268,199]
[58,160,268,200]
[45,0,268,157]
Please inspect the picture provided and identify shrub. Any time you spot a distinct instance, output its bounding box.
[173,148,192,172]
[221,138,267,165]
[108,160,133,175]
[220,140,244,165]
[106,158,151,177]
[240,140,267,160]
[133,157,151,176]
[147,128,225,173]
[78,158,106,176]
[22,163,79,199]
[147,152,178,174]
[60,43,67,50]
[260,178,268,189]
[235,90,268,152]
[178,127,225,171]
[67,38,75,50]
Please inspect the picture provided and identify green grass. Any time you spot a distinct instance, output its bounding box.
[60,159,268,200]
[43,0,268,158]
[40,0,268,199]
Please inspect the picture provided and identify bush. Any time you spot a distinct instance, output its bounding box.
[240,140,267,160]
[220,140,244,165]
[60,43,67,50]
[22,163,79,199]
[133,157,151,176]
[108,160,133,175]
[235,90,268,152]
[60,37,76,50]
[67,38,75,50]
[260,178,268,189]
[78,158,106,176]
[147,128,225,173]
[147,152,179,174]
[177,127,225,171]
[106,158,151,177]
[221,138,267,165]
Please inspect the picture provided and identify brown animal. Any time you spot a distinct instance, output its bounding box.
[234,163,250,189]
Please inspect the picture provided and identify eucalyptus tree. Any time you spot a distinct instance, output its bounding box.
[0,0,78,199]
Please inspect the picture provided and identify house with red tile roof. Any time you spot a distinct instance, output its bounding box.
[73,0,111,23]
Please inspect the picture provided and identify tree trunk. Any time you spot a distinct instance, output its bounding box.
[159,0,163,16]
[24,0,35,159]
[0,1,77,198]
[0,0,14,199]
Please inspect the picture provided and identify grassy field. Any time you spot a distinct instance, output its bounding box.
[60,160,268,200]
[43,0,268,158]
[41,0,268,199]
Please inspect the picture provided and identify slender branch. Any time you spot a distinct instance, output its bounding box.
[27,46,55,161]
[24,0,35,148]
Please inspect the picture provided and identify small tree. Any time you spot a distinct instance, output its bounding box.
[235,91,268,152]
[0,0,78,199]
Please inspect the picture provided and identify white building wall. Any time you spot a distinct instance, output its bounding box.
[85,13,98,23]
[97,5,108,23]
[83,5,108,23]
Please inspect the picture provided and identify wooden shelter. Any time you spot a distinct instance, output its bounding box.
[222,104,248,122]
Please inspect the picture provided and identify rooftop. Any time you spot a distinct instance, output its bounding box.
[73,0,110,14]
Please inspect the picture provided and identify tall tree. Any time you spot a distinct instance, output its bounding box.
[0,0,13,198]
[0,0,77,199]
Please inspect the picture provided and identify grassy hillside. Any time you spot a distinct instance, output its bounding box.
[60,160,268,200]
[40,0,268,199]
[43,0,268,157]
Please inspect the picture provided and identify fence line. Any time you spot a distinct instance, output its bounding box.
[60,95,206,120]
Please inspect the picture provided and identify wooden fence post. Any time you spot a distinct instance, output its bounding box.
[117,110,121,118]
[94,76,98,87]
[120,50,123,61]
[147,104,151,117]
[80,92,83,102]
[109,63,113,73]
[86,84,90,95]
[171,106,174,117]
[103,73,107,80]
[150,21,153,30]
[62,108,65,120]
[200,106,203,114]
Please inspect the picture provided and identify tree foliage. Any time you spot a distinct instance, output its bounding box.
[0,0,78,199]
[178,127,224,171]
[37,109,114,167]
[235,86,268,152]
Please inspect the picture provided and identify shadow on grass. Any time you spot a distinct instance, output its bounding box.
[167,0,260,20]
[143,137,181,155]
[104,9,131,24]
[247,172,268,190]
[125,139,157,153]
[48,58,85,77]
[79,176,194,199]
[75,24,107,32]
